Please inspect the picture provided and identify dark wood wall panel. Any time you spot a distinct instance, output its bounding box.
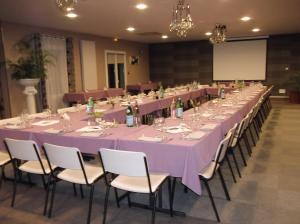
[149,40,213,87]
[149,34,300,95]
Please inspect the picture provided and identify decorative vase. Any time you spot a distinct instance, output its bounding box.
[18,78,40,114]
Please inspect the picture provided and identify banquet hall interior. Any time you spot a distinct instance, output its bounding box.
[0,0,300,224]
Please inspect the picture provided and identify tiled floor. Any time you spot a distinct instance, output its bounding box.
[0,99,299,224]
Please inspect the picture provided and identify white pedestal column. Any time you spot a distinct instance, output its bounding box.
[23,86,38,114]
[19,79,40,114]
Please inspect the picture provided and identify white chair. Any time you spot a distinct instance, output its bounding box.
[4,138,55,209]
[0,151,11,188]
[43,143,104,224]
[199,130,232,222]
[99,148,173,224]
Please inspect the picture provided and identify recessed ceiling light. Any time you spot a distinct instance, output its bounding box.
[241,16,251,21]
[66,12,78,18]
[205,32,212,36]
[252,28,260,32]
[126,27,135,32]
[135,3,148,10]
[162,35,168,39]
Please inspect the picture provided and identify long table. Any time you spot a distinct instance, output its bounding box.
[63,88,124,105]
[0,85,265,195]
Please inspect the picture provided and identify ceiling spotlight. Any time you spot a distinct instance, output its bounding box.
[241,16,251,21]
[136,3,148,10]
[126,27,135,32]
[162,35,168,39]
[205,32,212,36]
[252,28,260,32]
[66,11,78,18]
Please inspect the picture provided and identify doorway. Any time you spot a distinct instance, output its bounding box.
[105,51,127,88]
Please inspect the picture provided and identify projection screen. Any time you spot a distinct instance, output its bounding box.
[213,39,267,81]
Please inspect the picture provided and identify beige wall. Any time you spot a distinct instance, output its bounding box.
[1,22,149,116]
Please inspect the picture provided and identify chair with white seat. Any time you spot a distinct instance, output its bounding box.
[3,138,55,209]
[199,130,232,222]
[99,148,173,224]
[43,143,104,224]
[0,151,11,188]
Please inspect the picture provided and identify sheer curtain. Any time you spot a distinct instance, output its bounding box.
[41,35,68,112]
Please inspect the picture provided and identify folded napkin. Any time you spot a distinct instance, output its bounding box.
[138,136,163,143]
[221,104,233,107]
[224,110,236,115]
[233,90,240,93]
[212,115,227,120]
[28,112,49,119]
[57,107,76,114]
[44,128,63,134]
[184,131,206,140]
[200,124,218,131]
[201,113,213,117]
[76,126,103,132]
[5,124,23,129]
[32,120,60,126]
[120,102,130,107]
[164,126,191,134]
[80,132,102,137]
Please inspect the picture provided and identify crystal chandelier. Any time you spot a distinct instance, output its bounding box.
[209,24,227,44]
[56,0,77,12]
[169,0,194,37]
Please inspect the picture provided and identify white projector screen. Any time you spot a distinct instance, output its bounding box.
[213,40,267,81]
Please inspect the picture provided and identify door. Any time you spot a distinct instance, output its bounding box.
[105,51,126,88]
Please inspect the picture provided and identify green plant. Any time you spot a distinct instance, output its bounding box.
[5,38,53,80]
[287,74,300,92]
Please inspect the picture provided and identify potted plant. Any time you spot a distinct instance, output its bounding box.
[4,38,53,113]
[287,74,300,104]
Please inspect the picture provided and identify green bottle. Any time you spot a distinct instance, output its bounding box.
[176,98,184,118]
[126,103,134,127]
[86,97,94,115]
[159,85,164,99]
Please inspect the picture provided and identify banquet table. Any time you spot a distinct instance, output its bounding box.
[127,82,159,93]
[0,85,265,195]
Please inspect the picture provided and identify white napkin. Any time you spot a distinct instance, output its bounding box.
[5,124,23,129]
[28,112,48,119]
[201,113,213,117]
[97,101,108,106]
[57,107,76,114]
[44,128,62,134]
[184,131,206,140]
[212,115,227,120]
[165,126,191,134]
[32,120,59,126]
[76,126,103,132]
[200,124,218,131]
[221,104,233,107]
[138,135,163,143]
[81,132,102,137]
[224,110,236,115]
[233,90,240,93]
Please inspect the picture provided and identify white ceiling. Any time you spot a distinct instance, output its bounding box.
[0,0,300,43]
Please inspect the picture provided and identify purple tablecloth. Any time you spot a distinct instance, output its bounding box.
[0,86,265,195]
[63,90,107,104]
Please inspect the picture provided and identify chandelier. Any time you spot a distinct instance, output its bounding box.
[209,24,227,44]
[56,0,77,12]
[169,0,194,37]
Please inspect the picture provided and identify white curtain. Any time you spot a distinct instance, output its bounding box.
[41,36,69,112]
